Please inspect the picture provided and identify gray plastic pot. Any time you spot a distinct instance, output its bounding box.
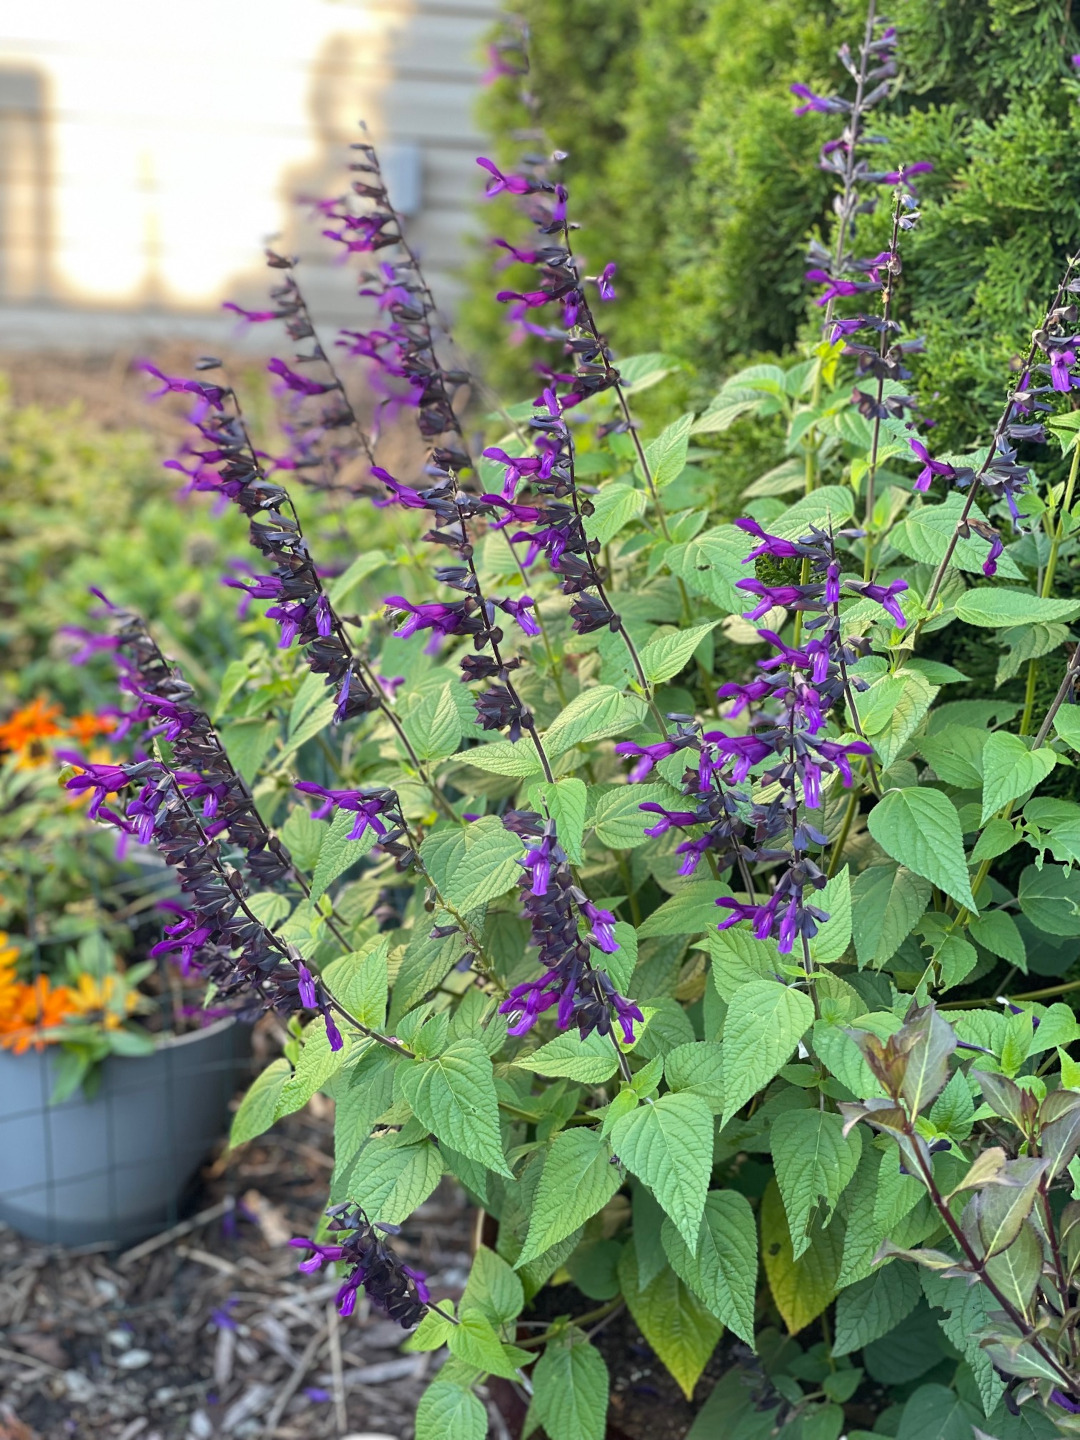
[0,1017,249,1247]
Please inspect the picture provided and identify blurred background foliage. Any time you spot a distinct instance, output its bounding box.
[460,0,1080,451]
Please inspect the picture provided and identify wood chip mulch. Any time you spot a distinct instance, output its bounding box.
[0,1094,475,1440]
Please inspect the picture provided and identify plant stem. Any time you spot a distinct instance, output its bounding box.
[863,190,905,581]
[1020,439,1080,732]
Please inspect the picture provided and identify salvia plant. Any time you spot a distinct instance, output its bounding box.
[55,6,1080,1436]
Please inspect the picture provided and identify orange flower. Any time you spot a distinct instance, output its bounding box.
[65,712,117,747]
[0,975,76,1053]
[0,698,64,769]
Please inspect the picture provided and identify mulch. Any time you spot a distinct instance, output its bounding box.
[0,1092,476,1440]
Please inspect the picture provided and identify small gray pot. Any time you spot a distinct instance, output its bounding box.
[0,1018,249,1247]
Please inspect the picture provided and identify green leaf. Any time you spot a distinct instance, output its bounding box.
[213,658,252,720]
[771,1109,861,1258]
[706,926,780,1000]
[968,909,1026,967]
[332,1046,398,1172]
[229,1057,290,1147]
[851,865,931,969]
[812,868,852,962]
[219,718,278,785]
[890,494,1024,580]
[668,524,748,611]
[281,698,336,756]
[760,1179,841,1335]
[660,1190,758,1344]
[345,1137,443,1223]
[513,1028,620,1083]
[414,1380,487,1440]
[309,807,378,903]
[664,1041,724,1114]
[517,1129,623,1266]
[865,672,937,771]
[971,816,1021,864]
[918,725,988,787]
[587,483,647,545]
[644,414,694,489]
[1054,704,1080,750]
[448,1310,532,1378]
[766,484,854,540]
[462,1244,524,1327]
[894,1383,983,1440]
[403,681,464,762]
[326,549,388,606]
[461,740,544,777]
[980,731,1057,822]
[321,937,389,1029]
[954,589,1080,628]
[832,1263,922,1356]
[921,1271,1005,1414]
[1018,863,1080,936]
[609,1092,714,1254]
[399,1038,511,1177]
[721,979,814,1124]
[638,621,718,685]
[867,788,977,912]
[529,776,588,864]
[543,686,647,757]
[592,782,677,849]
[995,622,1070,685]
[420,816,522,912]
[638,880,721,937]
[617,1248,722,1400]
[531,1329,609,1440]
[617,351,678,393]
[275,1017,351,1118]
[692,396,767,434]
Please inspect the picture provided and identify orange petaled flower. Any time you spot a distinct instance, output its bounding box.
[0,699,63,769]
[0,975,77,1054]
[65,712,117,747]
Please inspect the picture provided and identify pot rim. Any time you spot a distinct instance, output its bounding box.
[0,1013,242,1064]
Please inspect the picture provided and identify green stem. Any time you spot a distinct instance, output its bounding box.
[1020,439,1080,733]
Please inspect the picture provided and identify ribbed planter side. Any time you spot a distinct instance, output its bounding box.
[0,1017,249,1247]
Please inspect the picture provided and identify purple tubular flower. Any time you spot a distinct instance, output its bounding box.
[596,262,617,301]
[292,1204,430,1327]
[59,755,140,819]
[496,594,541,636]
[476,156,533,196]
[614,737,680,781]
[733,516,802,560]
[910,438,956,492]
[383,595,474,640]
[581,901,618,952]
[790,82,849,116]
[294,781,397,842]
[859,579,908,627]
[267,357,335,397]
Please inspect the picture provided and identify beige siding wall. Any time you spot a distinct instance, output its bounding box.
[0,0,498,348]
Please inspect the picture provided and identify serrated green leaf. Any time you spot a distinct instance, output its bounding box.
[771,1109,861,1258]
[531,1329,609,1440]
[706,926,780,1000]
[414,1380,487,1440]
[309,806,378,903]
[721,979,814,1124]
[761,1179,841,1335]
[214,658,252,720]
[954,589,1080,628]
[832,1262,922,1356]
[668,524,747,611]
[980,731,1057,822]
[894,1382,983,1440]
[322,936,389,1028]
[890,494,1024,580]
[610,1091,713,1254]
[219,718,278,785]
[449,1309,532,1378]
[592,782,677,849]
[644,414,694,489]
[275,1017,352,1119]
[331,1046,398,1183]
[1054,704,1080,750]
[399,1038,511,1177]
[517,1128,623,1266]
[851,865,931,969]
[1018,863,1080,936]
[543,686,647,757]
[920,1270,1005,1415]
[587,483,647,544]
[638,622,718,685]
[617,1248,722,1399]
[230,1056,290,1147]
[866,672,937,771]
[995,622,1070,685]
[968,909,1026,967]
[461,739,544,777]
[918,725,988,787]
[403,681,464,762]
[664,1041,724,1113]
[529,776,587,864]
[867,788,976,911]
[767,484,854,540]
[812,868,852,962]
[420,816,522,912]
[972,816,1021,863]
[660,1190,757,1344]
[281,697,336,756]
[513,1028,620,1083]
[345,1136,443,1223]
[462,1244,524,1326]
[638,880,721,937]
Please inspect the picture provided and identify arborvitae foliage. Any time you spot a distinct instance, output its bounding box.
[462,0,1080,446]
